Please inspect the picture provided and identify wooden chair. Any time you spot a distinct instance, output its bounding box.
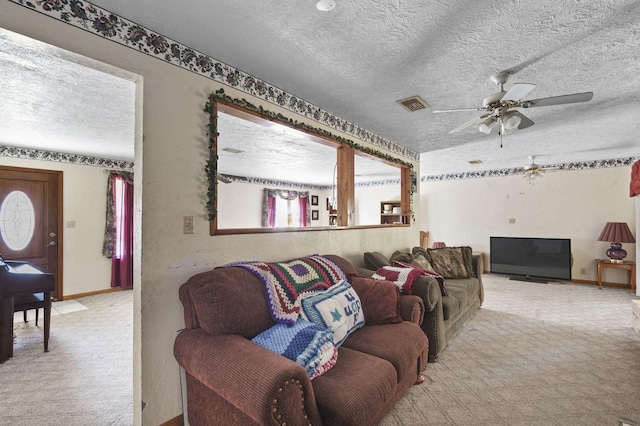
[14,293,45,326]
[420,231,429,249]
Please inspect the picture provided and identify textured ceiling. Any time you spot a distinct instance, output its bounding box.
[83,0,639,175]
[2,0,639,178]
[0,28,136,161]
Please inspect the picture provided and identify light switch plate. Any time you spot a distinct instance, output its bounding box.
[183,216,194,234]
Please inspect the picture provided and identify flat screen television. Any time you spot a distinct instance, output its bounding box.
[490,237,572,282]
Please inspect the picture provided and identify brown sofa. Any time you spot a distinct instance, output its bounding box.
[363,247,484,363]
[174,255,428,426]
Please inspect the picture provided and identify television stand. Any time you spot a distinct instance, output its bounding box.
[509,275,548,284]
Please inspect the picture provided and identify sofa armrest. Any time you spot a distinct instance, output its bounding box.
[174,329,322,425]
[399,294,424,325]
[412,275,442,312]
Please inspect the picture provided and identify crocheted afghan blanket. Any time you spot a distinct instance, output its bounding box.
[251,318,337,379]
[228,255,347,324]
[371,266,426,294]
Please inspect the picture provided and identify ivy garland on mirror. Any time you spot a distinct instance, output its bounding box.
[204,88,414,222]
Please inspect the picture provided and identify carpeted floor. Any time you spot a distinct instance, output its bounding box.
[381,275,640,426]
[0,290,133,426]
[1,276,639,426]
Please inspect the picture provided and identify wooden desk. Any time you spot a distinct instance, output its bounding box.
[596,259,636,291]
[0,261,54,363]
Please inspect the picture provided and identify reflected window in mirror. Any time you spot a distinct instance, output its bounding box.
[354,153,403,226]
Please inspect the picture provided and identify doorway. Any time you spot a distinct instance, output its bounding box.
[0,166,62,299]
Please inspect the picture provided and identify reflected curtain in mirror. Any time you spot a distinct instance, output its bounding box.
[262,188,311,228]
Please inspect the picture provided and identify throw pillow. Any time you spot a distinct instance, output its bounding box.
[389,250,413,264]
[299,280,365,347]
[390,250,434,272]
[251,318,337,379]
[426,247,474,279]
[409,252,435,271]
[394,260,449,296]
[363,251,391,270]
[349,276,403,325]
[411,246,432,264]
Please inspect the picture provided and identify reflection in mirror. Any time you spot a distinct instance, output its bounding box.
[354,154,402,226]
[216,106,338,230]
[209,97,413,235]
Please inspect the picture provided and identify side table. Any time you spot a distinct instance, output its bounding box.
[596,259,636,291]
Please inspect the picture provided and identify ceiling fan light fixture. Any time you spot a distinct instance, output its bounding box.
[523,169,543,184]
[316,0,336,11]
[503,111,522,131]
[478,117,496,134]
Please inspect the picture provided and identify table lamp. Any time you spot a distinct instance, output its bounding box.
[432,242,446,249]
[597,222,635,263]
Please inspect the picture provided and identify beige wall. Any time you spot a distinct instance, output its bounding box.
[0,4,418,424]
[420,166,636,283]
[0,156,112,296]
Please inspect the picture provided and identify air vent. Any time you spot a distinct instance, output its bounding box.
[397,96,429,112]
[468,160,483,164]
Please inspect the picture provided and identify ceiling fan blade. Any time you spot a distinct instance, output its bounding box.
[448,115,487,133]
[511,111,535,129]
[433,107,482,113]
[522,92,593,108]
[501,83,536,102]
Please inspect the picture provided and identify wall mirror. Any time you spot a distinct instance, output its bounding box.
[208,94,412,235]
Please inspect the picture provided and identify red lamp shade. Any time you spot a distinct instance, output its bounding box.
[597,222,635,262]
[597,222,635,243]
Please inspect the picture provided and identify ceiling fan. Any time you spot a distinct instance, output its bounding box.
[433,71,593,135]
[522,155,560,183]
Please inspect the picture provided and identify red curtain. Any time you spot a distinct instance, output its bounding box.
[111,174,134,288]
[631,160,640,197]
[299,195,308,227]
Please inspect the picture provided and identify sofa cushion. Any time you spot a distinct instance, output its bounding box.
[349,276,403,325]
[363,251,391,270]
[299,280,365,347]
[427,246,474,279]
[189,267,275,338]
[440,279,477,320]
[312,346,397,425]
[324,254,359,279]
[342,321,427,384]
[251,318,337,379]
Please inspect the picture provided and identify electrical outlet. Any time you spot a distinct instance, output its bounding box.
[66,220,76,228]
[183,216,194,234]
[580,268,586,275]
[508,218,516,224]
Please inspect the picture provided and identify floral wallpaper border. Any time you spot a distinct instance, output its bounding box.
[10,0,418,162]
[421,157,637,182]
[220,174,332,191]
[221,173,400,190]
[0,145,134,169]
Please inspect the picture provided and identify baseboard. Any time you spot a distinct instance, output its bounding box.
[61,286,132,300]
[160,414,184,426]
[571,279,630,289]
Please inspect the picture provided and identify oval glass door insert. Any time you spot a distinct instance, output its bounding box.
[0,190,36,251]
